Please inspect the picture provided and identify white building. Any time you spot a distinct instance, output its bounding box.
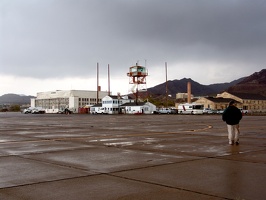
[31,90,109,113]
[90,95,134,114]
[90,95,156,114]
[120,102,156,114]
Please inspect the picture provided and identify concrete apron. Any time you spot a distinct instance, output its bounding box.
[0,113,266,200]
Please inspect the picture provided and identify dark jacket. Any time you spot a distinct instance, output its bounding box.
[222,105,242,125]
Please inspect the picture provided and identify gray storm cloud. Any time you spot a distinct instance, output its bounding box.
[1,0,266,81]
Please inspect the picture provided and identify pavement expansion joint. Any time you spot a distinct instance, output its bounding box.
[107,173,231,200]
[18,155,94,173]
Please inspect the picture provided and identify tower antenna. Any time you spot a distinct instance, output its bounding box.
[96,62,99,103]
[165,62,168,107]
[108,64,110,96]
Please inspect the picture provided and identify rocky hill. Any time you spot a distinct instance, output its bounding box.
[147,77,244,97]
[147,69,266,97]
[227,69,266,96]
[0,94,35,105]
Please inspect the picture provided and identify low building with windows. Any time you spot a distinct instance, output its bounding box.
[90,95,134,114]
[195,91,266,113]
[217,92,266,113]
[195,97,236,110]
[120,102,156,114]
[90,95,156,114]
[31,90,109,113]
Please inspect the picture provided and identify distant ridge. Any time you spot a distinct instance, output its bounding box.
[147,69,266,97]
[147,77,244,97]
[227,69,266,96]
[0,93,35,105]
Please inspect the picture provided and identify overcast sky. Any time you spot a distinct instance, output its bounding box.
[1,0,265,96]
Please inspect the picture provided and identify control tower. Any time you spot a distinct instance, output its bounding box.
[127,64,148,103]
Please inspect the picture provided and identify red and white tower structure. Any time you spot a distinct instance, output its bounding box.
[127,64,148,103]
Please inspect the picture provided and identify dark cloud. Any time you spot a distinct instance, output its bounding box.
[1,0,266,83]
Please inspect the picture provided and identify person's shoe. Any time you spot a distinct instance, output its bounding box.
[235,141,239,145]
[229,140,234,145]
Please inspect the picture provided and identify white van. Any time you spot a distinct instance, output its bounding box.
[178,103,204,114]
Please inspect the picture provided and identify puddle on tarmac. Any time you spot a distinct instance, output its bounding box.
[104,141,134,146]
[154,144,165,148]
[89,138,124,142]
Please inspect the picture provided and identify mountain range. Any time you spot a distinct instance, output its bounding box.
[147,69,266,97]
[147,77,245,97]
[1,69,265,105]
[0,94,35,105]
[227,69,266,96]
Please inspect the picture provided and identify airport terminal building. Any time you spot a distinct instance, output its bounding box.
[31,90,109,113]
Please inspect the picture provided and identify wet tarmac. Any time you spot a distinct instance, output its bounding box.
[0,112,265,200]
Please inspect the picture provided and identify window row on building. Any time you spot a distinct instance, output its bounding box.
[31,90,109,113]
[193,92,266,113]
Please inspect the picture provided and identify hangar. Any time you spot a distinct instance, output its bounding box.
[31,90,109,113]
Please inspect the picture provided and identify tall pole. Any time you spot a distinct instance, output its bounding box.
[97,62,99,103]
[108,64,110,96]
[165,62,168,107]
[136,63,138,105]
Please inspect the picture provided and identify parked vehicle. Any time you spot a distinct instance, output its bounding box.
[240,108,249,114]
[158,108,172,114]
[23,107,45,114]
[210,109,218,114]
[170,108,178,114]
[94,107,109,114]
[203,108,213,114]
[178,103,204,114]
[22,107,33,114]
[217,109,224,114]
[32,109,45,114]
[153,108,178,114]
[57,108,74,114]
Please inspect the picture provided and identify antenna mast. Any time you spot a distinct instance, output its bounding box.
[96,62,99,103]
[165,62,168,107]
[108,64,110,96]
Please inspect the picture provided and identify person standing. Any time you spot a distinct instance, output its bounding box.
[222,100,243,145]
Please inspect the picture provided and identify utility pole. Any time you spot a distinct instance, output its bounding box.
[108,64,110,96]
[165,62,168,107]
[96,62,99,103]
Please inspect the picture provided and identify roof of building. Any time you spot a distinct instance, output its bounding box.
[230,92,266,100]
[91,103,102,107]
[204,97,238,103]
[121,95,135,100]
[108,95,118,99]
[121,102,146,107]
[105,95,135,100]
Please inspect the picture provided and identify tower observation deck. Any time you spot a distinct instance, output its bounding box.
[127,65,148,103]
